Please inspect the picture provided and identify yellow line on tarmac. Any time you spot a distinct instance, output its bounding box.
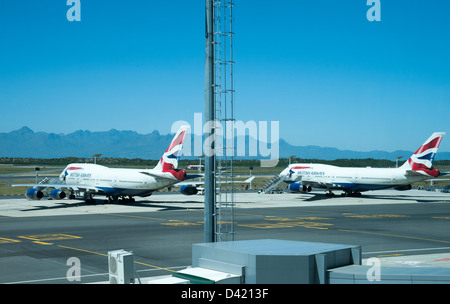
[338,229,450,244]
[57,245,175,273]
[0,237,21,243]
[33,241,53,245]
[133,261,176,272]
[106,213,165,221]
[376,254,404,258]
[57,245,108,257]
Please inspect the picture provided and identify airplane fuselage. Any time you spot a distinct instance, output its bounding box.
[283,164,426,193]
[61,163,180,198]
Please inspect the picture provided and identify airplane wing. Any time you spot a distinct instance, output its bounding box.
[139,171,203,181]
[186,174,204,180]
[12,183,101,192]
[175,180,205,187]
[313,181,345,189]
[173,176,255,188]
[300,178,346,190]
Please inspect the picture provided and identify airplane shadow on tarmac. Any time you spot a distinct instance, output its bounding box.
[20,198,205,212]
[295,191,449,203]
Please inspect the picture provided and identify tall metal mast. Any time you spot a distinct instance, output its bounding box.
[204,0,215,243]
[214,0,235,242]
[204,0,235,243]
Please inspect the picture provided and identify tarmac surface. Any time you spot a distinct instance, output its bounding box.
[0,189,450,284]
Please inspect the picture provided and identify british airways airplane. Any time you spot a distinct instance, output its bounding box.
[15,125,202,203]
[281,132,447,197]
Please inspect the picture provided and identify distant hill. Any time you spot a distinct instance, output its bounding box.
[1,126,450,161]
[0,127,173,159]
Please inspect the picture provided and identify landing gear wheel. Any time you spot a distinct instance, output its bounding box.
[85,194,96,205]
[325,191,335,198]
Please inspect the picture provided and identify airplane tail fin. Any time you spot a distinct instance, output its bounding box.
[400,132,445,177]
[154,125,190,180]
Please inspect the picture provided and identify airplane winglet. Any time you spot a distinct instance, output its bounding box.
[185,174,204,180]
[244,176,255,183]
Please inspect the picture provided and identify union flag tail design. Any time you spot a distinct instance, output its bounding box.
[401,132,446,177]
[154,125,190,180]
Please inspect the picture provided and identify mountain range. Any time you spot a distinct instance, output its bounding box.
[1,126,450,161]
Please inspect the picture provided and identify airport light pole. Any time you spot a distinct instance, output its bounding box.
[93,154,102,165]
[396,156,403,168]
[199,155,205,181]
[289,155,296,166]
[34,167,40,184]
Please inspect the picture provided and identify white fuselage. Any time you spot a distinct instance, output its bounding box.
[61,163,179,197]
[282,163,426,192]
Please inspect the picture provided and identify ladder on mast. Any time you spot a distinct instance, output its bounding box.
[214,0,235,242]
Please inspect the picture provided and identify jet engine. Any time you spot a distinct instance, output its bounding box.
[180,185,198,195]
[289,183,302,192]
[49,189,66,200]
[288,183,312,193]
[26,188,44,200]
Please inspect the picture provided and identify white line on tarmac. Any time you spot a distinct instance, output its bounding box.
[3,265,189,284]
[364,246,450,255]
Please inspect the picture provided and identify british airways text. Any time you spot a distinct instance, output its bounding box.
[69,172,92,178]
[294,170,325,176]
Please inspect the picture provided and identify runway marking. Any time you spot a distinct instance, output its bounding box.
[433,216,450,220]
[364,247,450,255]
[107,213,165,221]
[134,261,176,272]
[161,220,201,226]
[239,223,297,229]
[239,217,333,230]
[266,217,332,221]
[58,245,176,273]
[33,241,53,245]
[0,237,21,244]
[375,254,404,258]
[18,234,82,242]
[57,245,107,257]
[345,214,409,219]
[106,213,206,230]
[338,229,450,244]
[3,265,188,284]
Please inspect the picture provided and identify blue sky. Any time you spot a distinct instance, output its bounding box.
[1,1,449,153]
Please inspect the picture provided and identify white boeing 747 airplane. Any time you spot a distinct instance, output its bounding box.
[281,132,447,197]
[14,125,204,203]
